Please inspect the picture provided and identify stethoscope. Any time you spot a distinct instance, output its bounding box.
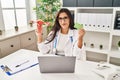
[53,35,73,55]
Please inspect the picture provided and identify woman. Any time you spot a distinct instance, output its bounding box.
[36,8,85,58]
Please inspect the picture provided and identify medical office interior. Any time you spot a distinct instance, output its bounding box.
[0,0,120,80]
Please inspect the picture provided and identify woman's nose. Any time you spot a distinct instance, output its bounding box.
[61,19,65,23]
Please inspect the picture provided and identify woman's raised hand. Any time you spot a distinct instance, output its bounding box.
[78,29,85,38]
[35,29,43,43]
[77,29,85,48]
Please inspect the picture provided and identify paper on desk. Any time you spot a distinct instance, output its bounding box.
[5,57,38,73]
[92,63,117,79]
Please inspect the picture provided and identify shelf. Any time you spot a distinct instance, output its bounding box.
[109,48,120,58]
[76,8,113,13]
[63,7,120,65]
[111,30,120,36]
[109,52,120,58]
[85,47,109,54]
[84,27,110,33]
[62,7,114,10]
[61,7,76,10]
[76,7,114,9]
[0,26,36,41]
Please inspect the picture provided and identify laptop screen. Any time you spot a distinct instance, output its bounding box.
[38,56,76,73]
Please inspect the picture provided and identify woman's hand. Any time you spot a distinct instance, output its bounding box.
[35,29,43,43]
[78,29,85,48]
[78,29,85,38]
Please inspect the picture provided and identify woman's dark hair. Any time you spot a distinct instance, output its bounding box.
[46,8,76,43]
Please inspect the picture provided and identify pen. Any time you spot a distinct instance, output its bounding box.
[70,36,73,43]
[15,60,29,68]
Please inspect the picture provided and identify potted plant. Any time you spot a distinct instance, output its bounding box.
[14,26,19,31]
[0,30,2,35]
[84,42,86,46]
[118,41,120,50]
[99,44,103,50]
[34,0,61,34]
[29,20,34,27]
[90,43,94,48]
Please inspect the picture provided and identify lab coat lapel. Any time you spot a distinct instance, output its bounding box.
[56,31,60,45]
[64,29,74,56]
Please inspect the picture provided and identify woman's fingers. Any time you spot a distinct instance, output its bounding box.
[78,29,85,37]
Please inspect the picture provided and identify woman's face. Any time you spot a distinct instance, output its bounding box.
[58,12,70,30]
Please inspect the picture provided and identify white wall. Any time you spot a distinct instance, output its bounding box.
[29,0,37,21]
[0,1,4,30]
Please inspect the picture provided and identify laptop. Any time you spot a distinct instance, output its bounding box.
[38,56,76,73]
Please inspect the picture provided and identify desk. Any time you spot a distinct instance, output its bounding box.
[0,49,104,80]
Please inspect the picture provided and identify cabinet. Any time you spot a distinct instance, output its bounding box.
[114,11,120,29]
[0,37,20,58]
[77,0,94,7]
[66,7,120,65]
[63,0,77,7]
[108,8,120,66]
[113,0,120,7]
[0,30,38,58]
[20,31,38,51]
[94,0,112,7]
[62,0,120,7]
[20,31,37,50]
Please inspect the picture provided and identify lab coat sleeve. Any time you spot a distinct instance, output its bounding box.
[73,43,86,60]
[72,30,86,60]
[37,31,54,54]
[37,39,53,55]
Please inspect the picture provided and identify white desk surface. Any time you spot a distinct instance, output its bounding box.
[0,49,104,80]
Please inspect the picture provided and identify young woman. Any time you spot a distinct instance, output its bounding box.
[36,8,85,58]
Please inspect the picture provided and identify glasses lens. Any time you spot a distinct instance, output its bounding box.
[58,17,68,22]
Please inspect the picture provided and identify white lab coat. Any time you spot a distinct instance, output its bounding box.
[37,29,85,59]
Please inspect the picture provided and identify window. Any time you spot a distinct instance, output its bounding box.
[0,0,30,30]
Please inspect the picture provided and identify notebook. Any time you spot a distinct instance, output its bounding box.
[38,56,76,73]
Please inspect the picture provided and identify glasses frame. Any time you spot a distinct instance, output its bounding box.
[58,16,69,22]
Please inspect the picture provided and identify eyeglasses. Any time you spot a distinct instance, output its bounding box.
[58,16,68,22]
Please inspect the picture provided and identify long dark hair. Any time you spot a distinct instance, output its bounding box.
[46,8,76,43]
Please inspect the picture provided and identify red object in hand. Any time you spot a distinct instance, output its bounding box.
[44,22,50,27]
[37,20,45,33]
